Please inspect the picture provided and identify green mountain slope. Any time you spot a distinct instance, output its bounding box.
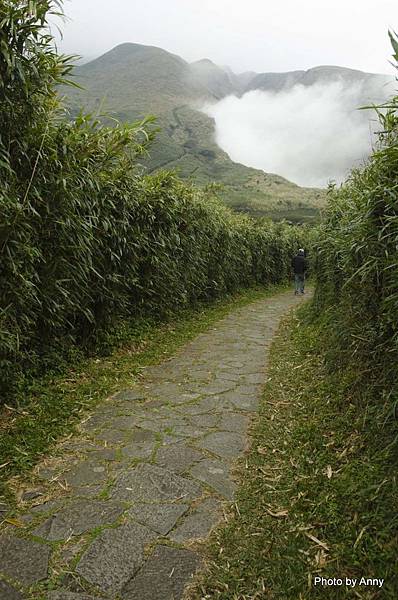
[189,59,237,99]
[247,65,392,101]
[62,44,351,220]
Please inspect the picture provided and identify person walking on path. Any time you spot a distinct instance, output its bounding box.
[292,248,307,295]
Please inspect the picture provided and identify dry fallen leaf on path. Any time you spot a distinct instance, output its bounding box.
[4,518,25,528]
[266,509,289,518]
[304,532,330,551]
[314,549,328,567]
[353,526,367,549]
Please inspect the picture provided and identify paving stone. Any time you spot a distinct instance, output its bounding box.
[136,398,165,410]
[146,405,180,419]
[190,459,236,500]
[37,465,62,481]
[186,369,212,381]
[220,391,259,412]
[222,359,244,367]
[58,439,100,453]
[117,428,157,459]
[170,424,207,438]
[74,485,104,498]
[169,498,222,543]
[235,363,265,375]
[120,441,154,459]
[76,522,156,594]
[176,403,207,416]
[47,590,98,600]
[147,382,186,400]
[128,503,188,535]
[80,414,110,432]
[195,381,235,395]
[231,396,259,411]
[130,428,157,443]
[121,545,202,600]
[135,417,186,434]
[169,392,202,405]
[234,384,262,396]
[244,373,265,384]
[94,428,131,444]
[22,489,43,502]
[0,580,25,600]
[87,448,118,461]
[196,431,246,460]
[216,360,243,370]
[30,499,64,514]
[113,389,145,401]
[219,412,251,433]
[0,502,9,519]
[111,463,202,502]
[63,460,108,487]
[108,415,141,430]
[0,536,50,585]
[33,500,125,541]
[216,372,241,382]
[187,413,220,428]
[149,390,200,409]
[155,443,204,473]
[142,365,166,379]
[159,434,185,446]
[19,514,35,524]
[109,402,142,414]
[190,396,232,414]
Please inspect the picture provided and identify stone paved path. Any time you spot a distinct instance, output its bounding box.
[0,291,305,600]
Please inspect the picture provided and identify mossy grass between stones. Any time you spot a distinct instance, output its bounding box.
[0,284,286,503]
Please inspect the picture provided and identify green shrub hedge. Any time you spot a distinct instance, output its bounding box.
[310,34,398,397]
[0,1,304,403]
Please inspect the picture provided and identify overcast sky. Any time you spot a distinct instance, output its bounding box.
[56,0,397,74]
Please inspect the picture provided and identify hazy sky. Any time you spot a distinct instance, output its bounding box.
[56,0,397,74]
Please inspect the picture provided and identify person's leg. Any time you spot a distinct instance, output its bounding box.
[294,274,300,295]
[300,274,305,294]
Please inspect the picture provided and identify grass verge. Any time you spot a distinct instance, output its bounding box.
[0,284,285,502]
[189,304,398,599]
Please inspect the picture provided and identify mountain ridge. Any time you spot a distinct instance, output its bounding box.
[78,42,391,90]
[62,42,391,221]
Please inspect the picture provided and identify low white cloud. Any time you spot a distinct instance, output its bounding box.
[204,81,389,187]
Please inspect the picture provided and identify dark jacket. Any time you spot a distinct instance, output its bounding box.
[292,254,307,275]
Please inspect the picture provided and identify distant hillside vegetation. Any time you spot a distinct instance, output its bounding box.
[247,65,391,99]
[62,44,390,221]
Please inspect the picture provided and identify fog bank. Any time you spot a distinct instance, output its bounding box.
[204,81,392,187]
